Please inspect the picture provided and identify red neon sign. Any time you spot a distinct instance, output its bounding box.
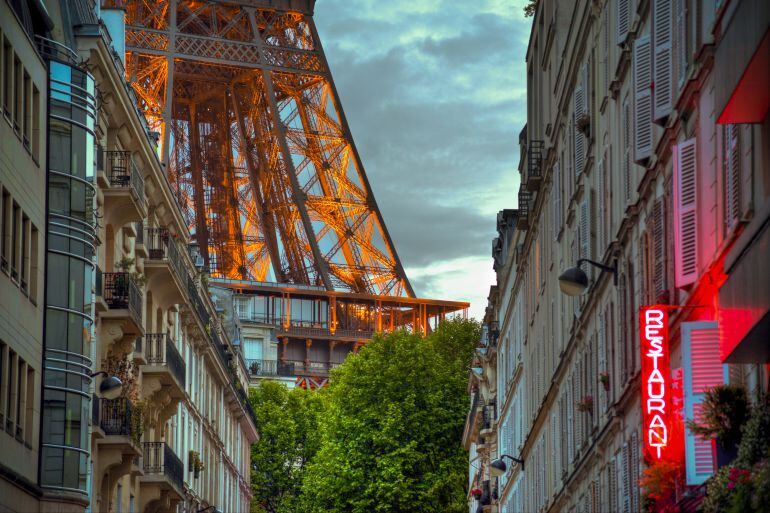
[640,306,672,462]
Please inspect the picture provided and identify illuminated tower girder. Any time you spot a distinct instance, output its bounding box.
[120,0,414,297]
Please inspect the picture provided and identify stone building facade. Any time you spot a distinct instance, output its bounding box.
[466,0,769,512]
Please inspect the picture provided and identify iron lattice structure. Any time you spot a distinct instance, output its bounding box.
[119,0,414,297]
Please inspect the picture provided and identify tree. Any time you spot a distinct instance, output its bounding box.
[299,318,480,513]
[249,381,325,513]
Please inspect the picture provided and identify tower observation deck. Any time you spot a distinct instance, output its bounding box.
[115,0,468,386]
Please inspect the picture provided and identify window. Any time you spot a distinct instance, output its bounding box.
[0,342,5,424]
[20,214,29,293]
[32,85,40,160]
[10,201,19,281]
[25,365,33,444]
[6,349,16,431]
[0,188,7,272]
[116,483,123,513]
[13,55,21,132]
[29,224,38,303]
[22,71,30,148]
[3,39,11,118]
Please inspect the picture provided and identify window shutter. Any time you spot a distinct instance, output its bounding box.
[553,162,562,240]
[633,35,653,162]
[616,0,630,45]
[676,0,687,87]
[630,430,641,512]
[653,0,674,120]
[598,312,607,411]
[682,321,725,485]
[604,5,611,96]
[574,74,586,177]
[651,198,667,298]
[621,443,631,513]
[608,458,618,512]
[725,125,741,231]
[597,158,606,254]
[622,98,632,204]
[568,377,575,461]
[673,138,698,287]
[579,196,591,263]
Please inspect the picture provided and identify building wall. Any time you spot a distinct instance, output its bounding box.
[485,1,769,512]
[0,0,47,508]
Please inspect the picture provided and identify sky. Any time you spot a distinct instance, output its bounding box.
[314,0,531,320]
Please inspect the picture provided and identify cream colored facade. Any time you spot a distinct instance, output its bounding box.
[468,0,770,512]
[0,0,47,510]
[80,9,258,513]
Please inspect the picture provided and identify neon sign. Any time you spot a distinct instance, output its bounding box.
[640,306,672,461]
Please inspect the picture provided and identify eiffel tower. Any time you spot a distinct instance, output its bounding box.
[120,0,416,298]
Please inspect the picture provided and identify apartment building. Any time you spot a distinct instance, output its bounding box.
[0,1,258,512]
[0,0,47,511]
[466,0,769,512]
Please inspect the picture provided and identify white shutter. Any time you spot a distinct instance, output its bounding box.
[608,458,618,512]
[652,197,667,297]
[673,138,698,287]
[579,197,591,263]
[630,430,641,512]
[725,125,741,231]
[682,321,725,485]
[633,35,653,162]
[574,71,586,177]
[621,443,631,513]
[597,157,606,254]
[622,98,632,204]
[653,0,674,120]
[676,0,687,86]
[554,162,563,240]
[598,312,607,411]
[603,5,610,96]
[616,0,630,45]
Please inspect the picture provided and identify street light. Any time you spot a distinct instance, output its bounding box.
[558,258,617,296]
[489,454,525,476]
[197,507,222,513]
[90,371,123,400]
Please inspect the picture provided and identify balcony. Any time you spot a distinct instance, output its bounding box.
[525,139,544,191]
[139,442,184,508]
[141,333,186,398]
[134,221,148,259]
[93,396,142,452]
[246,358,278,377]
[99,150,147,224]
[99,271,143,336]
[143,228,188,304]
[277,360,341,378]
[517,187,531,229]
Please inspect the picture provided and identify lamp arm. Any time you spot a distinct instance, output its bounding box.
[89,370,107,379]
[576,258,618,284]
[500,454,525,471]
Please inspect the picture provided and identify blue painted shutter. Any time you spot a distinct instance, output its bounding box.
[682,321,727,485]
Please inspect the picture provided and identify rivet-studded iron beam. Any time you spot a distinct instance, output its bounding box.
[118,0,414,297]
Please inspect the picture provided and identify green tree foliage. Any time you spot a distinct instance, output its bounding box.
[249,381,326,513]
[298,318,480,513]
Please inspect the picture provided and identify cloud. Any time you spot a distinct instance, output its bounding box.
[314,0,529,318]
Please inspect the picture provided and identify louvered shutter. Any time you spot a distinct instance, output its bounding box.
[568,377,575,461]
[574,73,586,177]
[579,197,591,264]
[673,138,698,287]
[653,0,674,120]
[554,162,562,240]
[725,125,741,231]
[598,312,607,411]
[597,158,606,253]
[621,443,631,513]
[652,198,667,298]
[630,430,641,512]
[603,5,610,96]
[634,35,653,162]
[682,321,726,485]
[676,0,687,86]
[617,0,630,45]
[609,458,618,512]
[622,99,632,204]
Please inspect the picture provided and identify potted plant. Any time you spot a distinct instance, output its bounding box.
[640,459,681,511]
[193,455,205,479]
[576,112,591,137]
[599,372,610,391]
[470,487,483,499]
[249,361,260,374]
[686,384,749,467]
[577,395,594,414]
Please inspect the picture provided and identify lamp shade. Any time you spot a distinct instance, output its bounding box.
[558,266,589,296]
[98,375,123,400]
[489,458,507,477]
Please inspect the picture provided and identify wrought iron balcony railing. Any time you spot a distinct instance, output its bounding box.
[144,333,186,388]
[246,359,278,376]
[94,397,135,437]
[145,228,188,285]
[102,272,142,322]
[526,139,544,190]
[277,360,341,377]
[517,188,531,229]
[142,442,183,491]
[103,150,146,206]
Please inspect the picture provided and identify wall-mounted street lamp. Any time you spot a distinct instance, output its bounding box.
[489,454,525,475]
[90,371,123,400]
[558,258,618,296]
[197,506,222,513]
